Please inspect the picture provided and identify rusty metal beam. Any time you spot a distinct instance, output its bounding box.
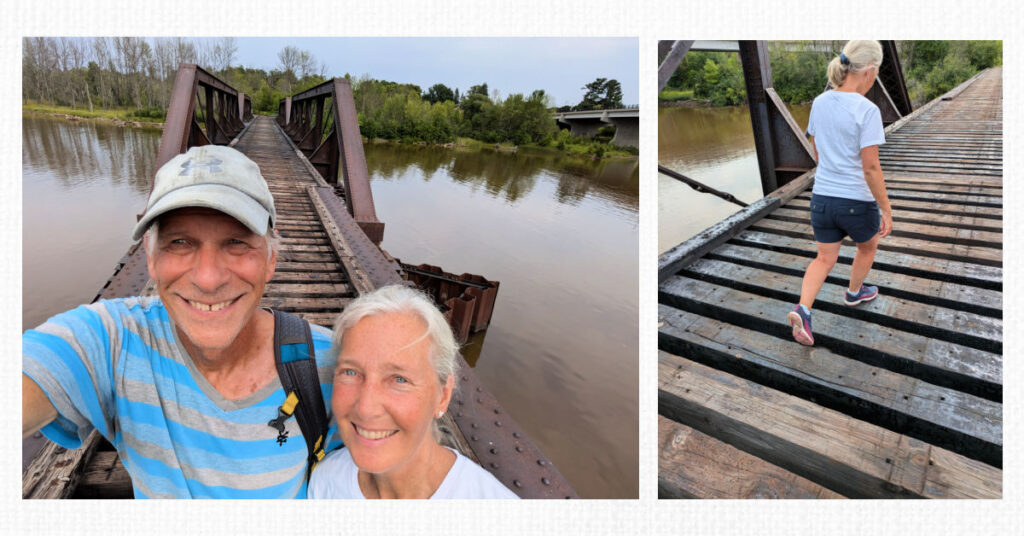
[332,78,384,244]
[879,40,913,116]
[738,41,816,195]
[658,40,695,92]
[155,64,199,171]
[865,79,903,125]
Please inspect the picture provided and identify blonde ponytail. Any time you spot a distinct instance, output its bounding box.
[828,40,884,88]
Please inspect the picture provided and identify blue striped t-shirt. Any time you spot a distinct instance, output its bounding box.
[23,297,340,499]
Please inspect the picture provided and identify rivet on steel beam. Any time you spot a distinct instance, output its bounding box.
[494,408,501,414]
[471,435,479,441]
[542,478,551,486]
[489,448,498,455]
[471,423,478,428]
[476,398,483,404]
[456,412,463,417]
[513,432,521,438]
[475,387,483,392]
[537,459,546,466]
[515,446,524,453]
[513,480,522,488]
[490,463,498,469]
[462,376,468,382]
[494,421,502,427]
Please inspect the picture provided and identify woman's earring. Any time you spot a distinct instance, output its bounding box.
[437,411,444,418]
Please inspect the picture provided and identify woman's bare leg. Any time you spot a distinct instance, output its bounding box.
[799,241,842,309]
[848,234,879,292]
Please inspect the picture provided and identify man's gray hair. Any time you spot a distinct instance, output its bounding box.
[331,284,460,389]
[143,220,280,260]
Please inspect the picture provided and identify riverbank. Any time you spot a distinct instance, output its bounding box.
[25,106,638,161]
[23,103,164,129]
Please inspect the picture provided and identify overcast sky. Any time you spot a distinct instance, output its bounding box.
[232,37,637,107]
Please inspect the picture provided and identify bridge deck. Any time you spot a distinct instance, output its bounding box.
[658,67,1002,499]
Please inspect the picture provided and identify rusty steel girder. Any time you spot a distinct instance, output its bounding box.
[738,41,817,195]
[154,63,249,172]
[278,79,384,244]
[399,263,501,341]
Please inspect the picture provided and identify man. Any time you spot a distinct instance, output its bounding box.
[23,145,337,498]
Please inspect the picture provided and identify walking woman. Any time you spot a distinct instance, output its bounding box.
[788,40,893,346]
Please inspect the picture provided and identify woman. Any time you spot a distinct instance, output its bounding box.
[307,285,519,499]
[787,40,893,346]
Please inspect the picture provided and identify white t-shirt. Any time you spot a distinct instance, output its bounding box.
[307,447,520,499]
[806,90,886,202]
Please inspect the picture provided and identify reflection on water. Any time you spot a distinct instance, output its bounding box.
[365,142,639,498]
[365,143,638,213]
[22,115,160,331]
[658,103,810,254]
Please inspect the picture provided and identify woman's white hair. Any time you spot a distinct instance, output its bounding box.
[331,284,460,389]
[827,40,884,88]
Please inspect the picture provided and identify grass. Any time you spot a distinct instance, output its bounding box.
[23,101,164,123]
[658,89,693,102]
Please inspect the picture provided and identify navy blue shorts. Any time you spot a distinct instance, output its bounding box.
[808,194,880,243]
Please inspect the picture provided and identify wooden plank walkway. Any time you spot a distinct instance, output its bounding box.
[235,116,367,326]
[658,67,1002,499]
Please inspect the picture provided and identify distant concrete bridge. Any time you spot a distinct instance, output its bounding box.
[554,108,639,148]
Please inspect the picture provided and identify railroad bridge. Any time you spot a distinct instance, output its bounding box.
[658,67,1002,498]
[23,64,576,499]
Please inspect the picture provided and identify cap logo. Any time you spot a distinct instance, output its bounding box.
[179,157,223,176]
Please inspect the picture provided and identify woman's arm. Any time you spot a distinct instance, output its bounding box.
[861,145,892,237]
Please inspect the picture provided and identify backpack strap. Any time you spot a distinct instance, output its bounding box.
[268,309,329,482]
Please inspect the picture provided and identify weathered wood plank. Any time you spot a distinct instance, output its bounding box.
[279,244,335,253]
[658,304,1002,463]
[23,432,102,498]
[76,451,134,499]
[658,415,845,499]
[710,242,1002,317]
[731,230,1003,288]
[659,275,1002,398]
[263,282,354,297]
[274,261,343,273]
[782,199,1003,233]
[658,351,1002,499]
[748,218,1002,266]
[270,270,346,283]
[659,196,778,282]
[276,251,338,263]
[768,208,1002,247]
[792,192,1003,219]
[684,257,1002,351]
[259,296,353,312]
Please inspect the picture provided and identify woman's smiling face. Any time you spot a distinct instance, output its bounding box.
[332,312,453,475]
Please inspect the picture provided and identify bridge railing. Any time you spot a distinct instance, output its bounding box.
[276,79,383,244]
[155,63,250,171]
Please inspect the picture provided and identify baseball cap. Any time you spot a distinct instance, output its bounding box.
[131,145,276,241]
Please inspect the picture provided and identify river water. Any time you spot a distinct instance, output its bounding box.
[658,103,809,254]
[21,114,639,499]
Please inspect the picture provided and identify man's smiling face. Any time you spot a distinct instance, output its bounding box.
[146,207,276,361]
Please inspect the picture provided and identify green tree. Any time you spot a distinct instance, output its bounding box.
[467,83,488,97]
[424,83,455,104]
[922,52,976,101]
[578,78,625,109]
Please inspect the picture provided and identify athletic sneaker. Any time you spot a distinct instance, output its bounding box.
[787,305,814,346]
[844,284,879,306]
